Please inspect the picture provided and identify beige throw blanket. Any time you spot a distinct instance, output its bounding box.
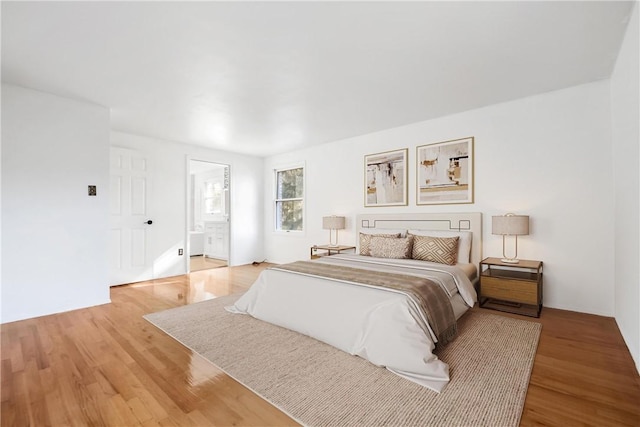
[272,261,457,347]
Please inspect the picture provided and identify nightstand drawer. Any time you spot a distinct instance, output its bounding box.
[481,276,538,304]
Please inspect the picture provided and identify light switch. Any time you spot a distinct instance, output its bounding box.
[88,185,97,196]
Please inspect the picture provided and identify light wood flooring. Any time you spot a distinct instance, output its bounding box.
[189,256,227,272]
[2,264,639,426]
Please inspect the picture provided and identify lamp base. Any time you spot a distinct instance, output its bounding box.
[328,229,340,247]
[501,258,520,264]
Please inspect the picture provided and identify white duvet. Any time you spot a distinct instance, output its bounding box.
[226,254,477,393]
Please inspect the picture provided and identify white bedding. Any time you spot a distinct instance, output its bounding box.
[227,254,477,393]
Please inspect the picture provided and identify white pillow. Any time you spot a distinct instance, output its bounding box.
[359,228,407,237]
[407,229,472,264]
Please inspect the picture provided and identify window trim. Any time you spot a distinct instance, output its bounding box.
[273,163,305,235]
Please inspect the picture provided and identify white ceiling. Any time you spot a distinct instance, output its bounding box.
[1,1,634,157]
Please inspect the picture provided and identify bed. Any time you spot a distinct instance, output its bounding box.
[227,212,482,393]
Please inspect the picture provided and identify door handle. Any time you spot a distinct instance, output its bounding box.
[144,220,153,225]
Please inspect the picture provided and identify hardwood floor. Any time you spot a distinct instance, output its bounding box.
[2,264,639,426]
[189,256,228,272]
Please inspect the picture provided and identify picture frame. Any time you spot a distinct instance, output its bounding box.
[364,148,408,207]
[416,137,474,205]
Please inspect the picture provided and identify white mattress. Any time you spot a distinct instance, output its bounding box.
[227,255,477,393]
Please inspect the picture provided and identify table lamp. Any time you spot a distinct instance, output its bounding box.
[492,213,529,264]
[322,216,345,247]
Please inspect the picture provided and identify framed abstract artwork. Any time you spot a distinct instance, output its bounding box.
[416,137,474,205]
[364,148,408,207]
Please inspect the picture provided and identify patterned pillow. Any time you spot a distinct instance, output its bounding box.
[359,232,401,256]
[369,236,413,259]
[412,235,459,265]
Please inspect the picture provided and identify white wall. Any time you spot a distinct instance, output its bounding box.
[264,80,615,316]
[111,131,263,276]
[611,3,639,371]
[1,84,110,323]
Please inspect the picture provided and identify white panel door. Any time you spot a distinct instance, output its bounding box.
[110,147,153,285]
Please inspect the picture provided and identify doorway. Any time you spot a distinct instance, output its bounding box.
[188,160,230,272]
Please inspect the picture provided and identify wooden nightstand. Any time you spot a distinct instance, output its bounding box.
[310,245,356,259]
[479,257,543,318]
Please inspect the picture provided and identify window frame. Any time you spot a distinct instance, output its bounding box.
[273,163,305,234]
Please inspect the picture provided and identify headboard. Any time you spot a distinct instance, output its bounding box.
[356,212,483,266]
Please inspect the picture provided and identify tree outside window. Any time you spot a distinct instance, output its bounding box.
[275,166,304,231]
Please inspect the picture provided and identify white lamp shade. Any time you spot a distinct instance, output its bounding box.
[492,214,529,236]
[322,216,345,230]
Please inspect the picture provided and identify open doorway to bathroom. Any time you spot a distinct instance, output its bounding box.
[188,160,230,272]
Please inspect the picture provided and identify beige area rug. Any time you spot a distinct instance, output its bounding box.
[145,295,541,427]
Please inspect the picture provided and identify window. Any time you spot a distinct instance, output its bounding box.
[275,166,304,232]
[202,166,229,217]
[204,180,223,215]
